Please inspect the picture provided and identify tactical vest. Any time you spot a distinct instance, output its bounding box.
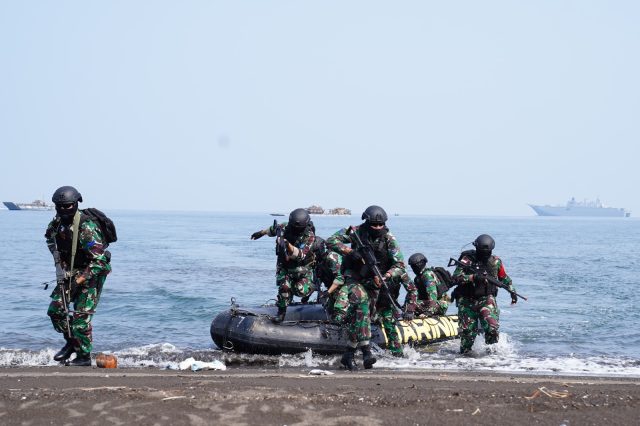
[53,217,89,268]
[348,227,391,280]
[457,250,499,299]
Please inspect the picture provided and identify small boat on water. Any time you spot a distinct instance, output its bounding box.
[3,200,54,211]
[269,213,285,216]
[210,300,459,355]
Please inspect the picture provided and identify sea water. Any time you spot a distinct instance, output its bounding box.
[1,210,639,377]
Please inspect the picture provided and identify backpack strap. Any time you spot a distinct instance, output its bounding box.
[69,210,81,275]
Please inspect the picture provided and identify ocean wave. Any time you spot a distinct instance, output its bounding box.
[3,337,640,378]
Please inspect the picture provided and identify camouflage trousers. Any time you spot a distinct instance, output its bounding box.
[319,251,349,322]
[345,281,378,348]
[377,306,402,355]
[324,251,344,287]
[415,298,449,317]
[331,284,349,323]
[48,274,107,356]
[457,295,500,353]
[276,265,315,309]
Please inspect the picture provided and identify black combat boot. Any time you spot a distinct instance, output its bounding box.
[272,307,286,323]
[66,353,91,367]
[361,345,377,369]
[340,348,358,371]
[53,339,75,362]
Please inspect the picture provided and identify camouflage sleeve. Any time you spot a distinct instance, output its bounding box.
[496,257,516,293]
[44,219,58,256]
[383,232,405,280]
[292,233,315,261]
[266,221,287,237]
[325,251,345,285]
[422,269,440,316]
[452,255,474,285]
[401,270,417,310]
[78,220,111,280]
[326,228,353,255]
[423,270,440,302]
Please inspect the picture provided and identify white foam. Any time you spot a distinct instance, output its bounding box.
[363,334,640,377]
[2,339,640,377]
[0,348,60,367]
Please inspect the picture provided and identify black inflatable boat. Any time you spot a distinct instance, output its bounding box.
[210,300,459,355]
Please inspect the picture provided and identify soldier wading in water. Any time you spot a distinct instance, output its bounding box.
[251,208,317,323]
[451,234,517,354]
[46,186,112,366]
[327,205,407,370]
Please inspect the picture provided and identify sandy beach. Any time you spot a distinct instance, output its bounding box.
[1,366,638,425]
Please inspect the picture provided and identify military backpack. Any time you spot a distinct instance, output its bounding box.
[81,208,117,247]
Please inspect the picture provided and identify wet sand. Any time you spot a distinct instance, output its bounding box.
[1,366,638,425]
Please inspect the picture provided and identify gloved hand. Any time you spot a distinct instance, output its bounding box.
[373,275,382,289]
[403,310,415,321]
[286,242,295,255]
[511,293,518,305]
[349,250,363,264]
[473,274,487,285]
[251,230,265,240]
[318,291,330,307]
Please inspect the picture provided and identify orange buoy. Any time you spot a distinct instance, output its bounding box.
[95,353,118,369]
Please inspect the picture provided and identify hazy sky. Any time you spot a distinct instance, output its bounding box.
[1,1,638,216]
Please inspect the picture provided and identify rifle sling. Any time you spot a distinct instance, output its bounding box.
[69,210,81,277]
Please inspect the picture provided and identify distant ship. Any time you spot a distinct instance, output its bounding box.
[528,198,630,217]
[3,200,55,211]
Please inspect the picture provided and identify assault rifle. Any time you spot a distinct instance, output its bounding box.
[273,220,288,259]
[53,250,73,339]
[346,226,403,315]
[447,257,528,301]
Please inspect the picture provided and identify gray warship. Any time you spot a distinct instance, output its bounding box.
[528,198,630,217]
[3,200,55,211]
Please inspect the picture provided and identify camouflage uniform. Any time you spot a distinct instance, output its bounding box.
[452,251,515,354]
[376,271,417,355]
[46,215,111,357]
[326,225,405,349]
[265,221,316,309]
[315,249,348,322]
[414,267,449,317]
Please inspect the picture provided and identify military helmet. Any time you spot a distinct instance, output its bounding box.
[473,234,495,260]
[52,186,83,205]
[288,208,311,230]
[361,205,388,225]
[408,253,427,274]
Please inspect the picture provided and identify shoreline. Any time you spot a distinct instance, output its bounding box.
[1,367,638,425]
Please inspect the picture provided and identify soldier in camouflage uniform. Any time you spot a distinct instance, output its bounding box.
[452,234,517,354]
[326,205,408,370]
[313,245,349,323]
[46,186,111,366]
[251,208,316,323]
[375,270,417,357]
[408,253,450,317]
